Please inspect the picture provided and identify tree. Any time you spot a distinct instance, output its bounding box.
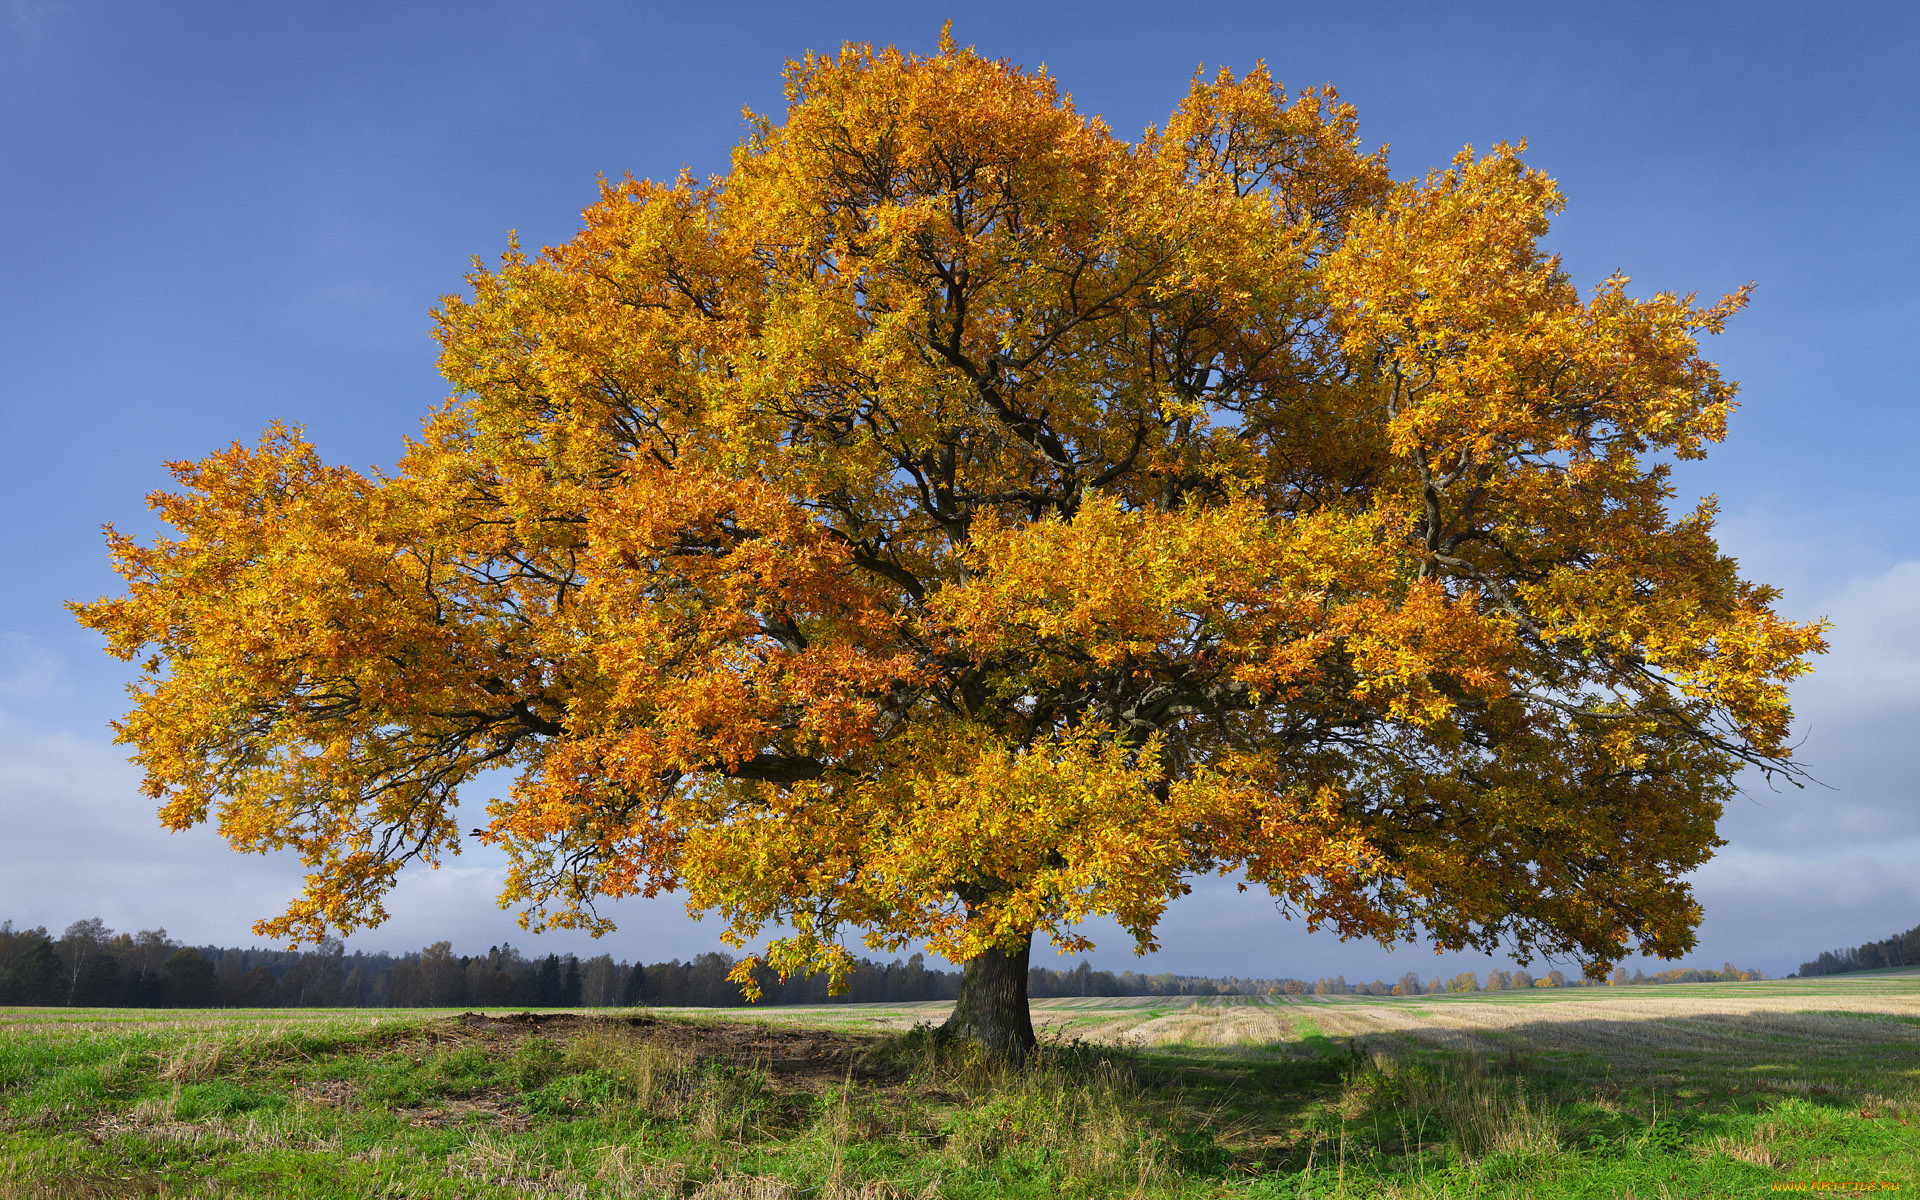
[534,954,562,1007]
[414,940,467,1007]
[621,962,648,1006]
[293,937,346,1006]
[232,965,282,1007]
[3,937,66,1006]
[580,952,620,1006]
[899,952,929,1002]
[114,928,173,1006]
[57,918,113,1006]
[74,34,1823,1058]
[161,948,218,1008]
[73,951,123,1007]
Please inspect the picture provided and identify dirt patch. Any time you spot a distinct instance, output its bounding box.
[286,1076,529,1130]
[403,1093,531,1131]
[449,1011,907,1086]
[291,1078,357,1109]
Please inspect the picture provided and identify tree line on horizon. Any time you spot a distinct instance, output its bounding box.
[1795,919,1920,977]
[0,918,1763,1009]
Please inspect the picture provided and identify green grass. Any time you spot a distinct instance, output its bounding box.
[2,988,1917,1198]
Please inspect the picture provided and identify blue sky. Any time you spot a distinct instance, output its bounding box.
[2,1,1916,981]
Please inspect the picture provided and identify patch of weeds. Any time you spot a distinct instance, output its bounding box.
[171,1078,288,1121]
[1336,1051,1566,1180]
[688,1062,774,1141]
[525,1068,625,1117]
[562,1025,695,1109]
[508,1036,563,1091]
[1163,1124,1231,1175]
[807,1080,913,1148]
[937,1052,1175,1192]
[425,1043,494,1096]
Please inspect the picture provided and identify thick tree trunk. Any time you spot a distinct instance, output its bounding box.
[940,928,1037,1060]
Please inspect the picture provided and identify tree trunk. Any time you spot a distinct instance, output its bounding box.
[941,928,1036,1060]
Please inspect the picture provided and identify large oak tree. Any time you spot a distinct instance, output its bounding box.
[77,34,1824,1056]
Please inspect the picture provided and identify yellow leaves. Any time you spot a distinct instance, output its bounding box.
[1158,62,1390,231]
[933,494,1507,725]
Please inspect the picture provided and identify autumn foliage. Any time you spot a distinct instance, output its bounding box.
[77,33,1823,1050]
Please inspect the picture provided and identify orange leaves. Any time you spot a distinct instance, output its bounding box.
[76,35,1822,986]
[579,456,918,767]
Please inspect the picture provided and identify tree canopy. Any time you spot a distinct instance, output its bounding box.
[76,33,1824,1054]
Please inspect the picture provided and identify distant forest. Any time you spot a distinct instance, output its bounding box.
[1796,920,1920,977]
[0,918,1762,1009]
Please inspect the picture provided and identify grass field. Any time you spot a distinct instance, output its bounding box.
[3,974,1917,1197]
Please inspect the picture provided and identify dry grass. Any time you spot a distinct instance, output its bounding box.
[1698,1120,1785,1170]
[517,974,1920,1057]
[156,1035,248,1083]
[443,1133,603,1197]
[0,1007,420,1038]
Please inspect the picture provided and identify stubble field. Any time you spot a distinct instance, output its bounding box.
[3,972,1917,1197]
